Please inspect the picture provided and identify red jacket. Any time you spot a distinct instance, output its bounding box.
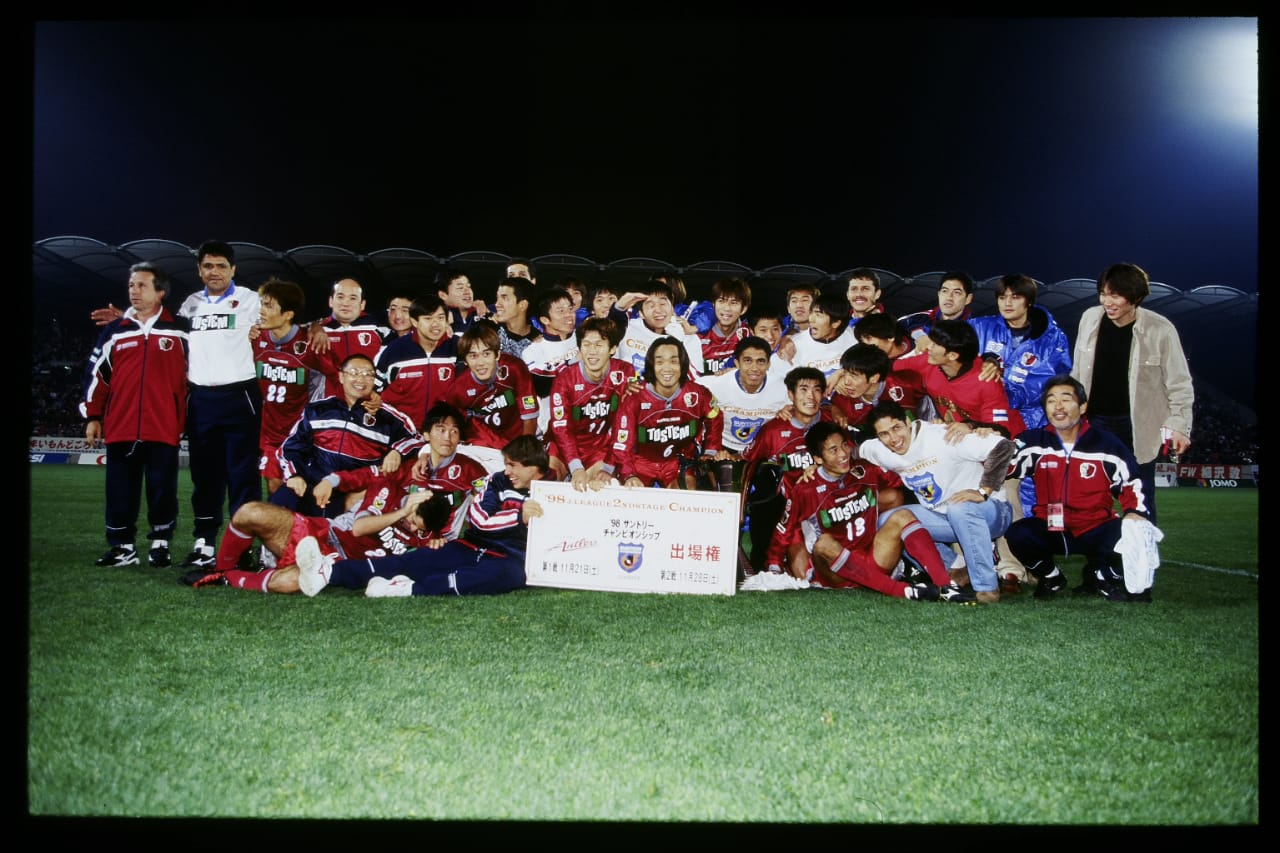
[81,309,189,445]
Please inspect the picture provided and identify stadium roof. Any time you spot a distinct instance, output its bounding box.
[31,236,1257,407]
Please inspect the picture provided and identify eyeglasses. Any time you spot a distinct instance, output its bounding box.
[342,368,376,378]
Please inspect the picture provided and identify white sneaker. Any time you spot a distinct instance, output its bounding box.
[366,575,415,598]
[295,536,333,598]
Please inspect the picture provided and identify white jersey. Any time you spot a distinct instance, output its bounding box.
[785,325,858,377]
[858,419,1007,513]
[615,317,704,377]
[178,282,261,386]
[522,335,580,436]
[696,370,790,453]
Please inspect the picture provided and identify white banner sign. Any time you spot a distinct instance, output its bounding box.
[525,481,740,596]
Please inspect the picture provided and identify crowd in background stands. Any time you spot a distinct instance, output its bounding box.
[28,316,1257,467]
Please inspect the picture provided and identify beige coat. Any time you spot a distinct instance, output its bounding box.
[1072,305,1194,463]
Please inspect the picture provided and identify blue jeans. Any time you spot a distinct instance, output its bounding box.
[908,498,1013,593]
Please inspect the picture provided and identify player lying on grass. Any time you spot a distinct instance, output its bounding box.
[179,403,482,593]
[293,434,547,598]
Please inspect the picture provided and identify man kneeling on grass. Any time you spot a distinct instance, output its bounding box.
[766,421,975,603]
[296,434,547,598]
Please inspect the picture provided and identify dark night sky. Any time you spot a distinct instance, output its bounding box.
[32,15,1258,291]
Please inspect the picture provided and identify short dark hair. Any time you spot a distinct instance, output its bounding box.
[847,267,881,289]
[535,286,574,322]
[804,420,848,458]
[129,261,170,296]
[839,342,891,380]
[867,398,910,433]
[196,240,235,266]
[733,335,771,362]
[748,306,787,328]
[995,274,1038,308]
[811,292,852,334]
[435,267,469,291]
[507,258,536,279]
[1098,262,1150,306]
[1040,373,1089,409]
[497,276,535,311]
[644,336,690,386]
[340,353,375,371]
[422,402,466,434]
[410,294,447,319]
[784,366,827,394]
[940,272,975,295]
[576,315,623,348]
[503,434,548,472]
[258,277,304,317]
[852,312,908,345]
[927,319,979,363]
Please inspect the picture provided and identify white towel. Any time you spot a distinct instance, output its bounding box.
[739,571,811,592]
[1114,518,1164,594]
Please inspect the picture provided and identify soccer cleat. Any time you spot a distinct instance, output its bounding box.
[236,549,257,571]
[939,583,977,605]
[95,545,139,567]
[948,567,971,590]
[295,536,333,598]
[906,583,940,602]
[148,541,171,568]
[181,538,215,568]
[366,575,415,598]
[179,569,228,588]
[900,560,930,586]
[1033,572,1069,599]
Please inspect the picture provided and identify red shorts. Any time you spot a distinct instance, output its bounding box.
[258,445,284,482]
[279,514,337,568]
[810,547,881,590]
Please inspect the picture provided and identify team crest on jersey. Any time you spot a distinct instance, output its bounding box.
[618,542,644,573]
[553,406,565,420]
[889,386,904,402]
[615,429,629,443]
[731,417,763,443]
[609,370,626,384]
[292,340,308,356]
[438,367,453,381]
[358,332,374,347]
[1078,462,1098,479]
[683,391,700,407]
[1020,352,1039,367]
[158,337,173,351]
[497,364,509,381]
[850,464,867,479]
[447,464,461,479]
[363,412,377,427]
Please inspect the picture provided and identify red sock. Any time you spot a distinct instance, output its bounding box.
[224,569,274,593]
[216,524,254,571]
[902,522,951,586]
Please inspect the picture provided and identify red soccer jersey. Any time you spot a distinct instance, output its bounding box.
[318,314,388,397]
[741,412,832,475]
[765,460,903,570]
[438,354,540,450]
[255,325,332,450]
[547,358,636,469]
[335,450,488,551]
[923,357,1027,437]
[830,373,926,433]
[698,322,750,374]
[607,380,723,484]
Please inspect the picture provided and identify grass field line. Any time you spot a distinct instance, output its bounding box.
[1165,560,1258,579]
